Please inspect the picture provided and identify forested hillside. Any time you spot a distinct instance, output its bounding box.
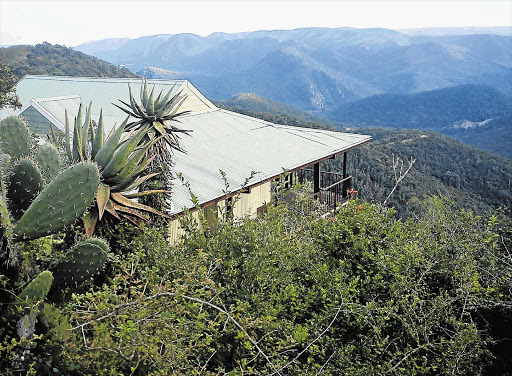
[0,42,137,79]
[327,84,511,128]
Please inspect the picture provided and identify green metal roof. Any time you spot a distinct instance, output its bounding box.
[1,75,216,132]
[169,109,371,215]
[16,95,81,133]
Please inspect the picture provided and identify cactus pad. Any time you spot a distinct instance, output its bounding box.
[54,238,108,288]
[13,162,100,241]
[0,116,32,159]
[11,270,53,315]
[0,195,11,239]
[35,143,62,183]
[7,159,43,221]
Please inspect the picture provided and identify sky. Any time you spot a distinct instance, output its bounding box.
[1,0,511,47]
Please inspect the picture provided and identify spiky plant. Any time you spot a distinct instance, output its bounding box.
[114,79,190,167]
[64,103,169,235]
[0,116,108,372]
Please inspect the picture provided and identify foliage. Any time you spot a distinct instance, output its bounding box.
[0,58,21,110]
[344,128,512,218]
[114,78,190,167]
[114,79,191,215]
[0,42,137,80]
[27,193,512,375]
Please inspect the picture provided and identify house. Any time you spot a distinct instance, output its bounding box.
[1,75,371,241]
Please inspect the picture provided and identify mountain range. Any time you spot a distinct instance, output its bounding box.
[76,27,512,114]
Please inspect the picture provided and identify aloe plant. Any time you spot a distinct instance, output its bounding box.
[114,79,190,166]
[63,103,169,235]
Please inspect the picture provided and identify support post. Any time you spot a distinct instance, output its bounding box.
[342,152,349,197]
[313,162,320,194]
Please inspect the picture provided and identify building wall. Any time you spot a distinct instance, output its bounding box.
[167,181,272,243]
[20,106,53,135]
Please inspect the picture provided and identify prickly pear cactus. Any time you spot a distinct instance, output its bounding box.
[34,143,61,183]
[0,116,32,159]
[0,195,11,240]
[10,271,53,316]
[54,238,108,288]
[7,159,43,221]
[13,161,100,241]
[0,152,11,172]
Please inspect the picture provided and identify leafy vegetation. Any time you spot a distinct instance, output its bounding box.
[0,59,21,110]
[1,189,509,375]
[0,44,510,374]
[0,42,137,80]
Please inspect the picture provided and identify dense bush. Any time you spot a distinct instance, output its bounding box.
[12,194,509,375]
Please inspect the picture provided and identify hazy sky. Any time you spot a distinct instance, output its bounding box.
[1,0,511,46]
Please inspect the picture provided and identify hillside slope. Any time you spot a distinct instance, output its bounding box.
[0,42,137,79]
[326,84,512,158]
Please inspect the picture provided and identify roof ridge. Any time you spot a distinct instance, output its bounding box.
[24,75,187,85]
[33,95,81,102]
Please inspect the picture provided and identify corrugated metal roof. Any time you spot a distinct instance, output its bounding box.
[1,75,216,131]
[14,95,81,133]
[0,75,371,217]
[168,109,371,216]
[34,95,81,127]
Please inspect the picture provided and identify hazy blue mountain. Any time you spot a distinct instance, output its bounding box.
[76,27,512,109]
[327,84,512,158]
[75,37,130,56]
[328,84,511,127]
[400,26,512,36]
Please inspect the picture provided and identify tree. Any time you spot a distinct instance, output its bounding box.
[0,59,21,110]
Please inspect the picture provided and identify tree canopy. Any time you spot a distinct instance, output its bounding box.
[0,59,21,110]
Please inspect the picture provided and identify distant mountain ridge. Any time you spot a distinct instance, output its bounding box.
[75,26,512,113]
[328,84,512,128]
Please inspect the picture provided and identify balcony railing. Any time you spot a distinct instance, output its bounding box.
[296,169,352,208]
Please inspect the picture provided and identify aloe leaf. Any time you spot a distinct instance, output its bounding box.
[82,102,92,159]
[102,125,150,178]
[155,84,177,111]
[111,171,159,193]
[93,116,129,168]
[64,110,72,161]
[111,192,168,217]
[72,106,84,162]
[96,184,110,220]
[92,109,104,158]
[124,189,170,198]
[148,86,155,115]
[104,139,160,185]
